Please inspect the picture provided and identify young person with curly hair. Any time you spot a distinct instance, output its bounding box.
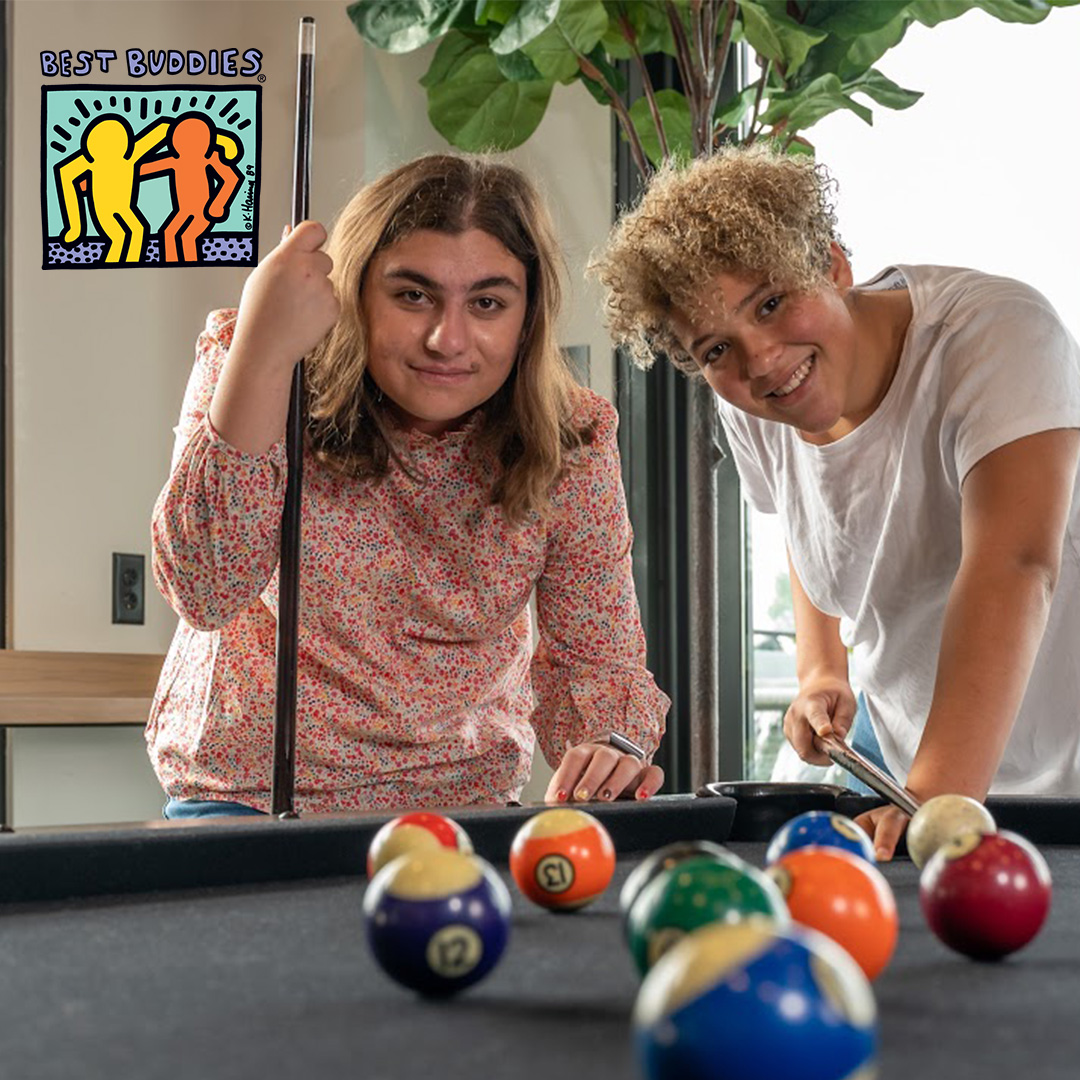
[150,154,668,817]
[592,144,1080,859]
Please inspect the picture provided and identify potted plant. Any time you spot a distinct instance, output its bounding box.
[348,0,1077,177]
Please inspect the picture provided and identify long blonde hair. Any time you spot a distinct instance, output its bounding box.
[306,154,592,525]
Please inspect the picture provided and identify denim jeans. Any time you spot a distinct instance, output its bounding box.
[843,694,896,796]
[162,797,265,820]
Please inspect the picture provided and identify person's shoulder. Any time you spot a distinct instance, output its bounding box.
[903,265,1058,321]
[568,385,619,446]
[202,308,240,346]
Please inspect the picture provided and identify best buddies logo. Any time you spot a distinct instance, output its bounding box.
[40,48,264,269]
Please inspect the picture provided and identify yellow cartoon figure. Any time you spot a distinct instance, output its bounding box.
[55,116,169,264]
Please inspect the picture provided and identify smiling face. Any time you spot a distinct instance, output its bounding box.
[672,244,874,444]
[359,228,529,437]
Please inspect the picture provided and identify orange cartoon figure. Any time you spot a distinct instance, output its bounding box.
[55,116,170,263]
[138,114,244,263]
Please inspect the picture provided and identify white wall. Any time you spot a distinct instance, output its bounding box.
[7,0,613,823]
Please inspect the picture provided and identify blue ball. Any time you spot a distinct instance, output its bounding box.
[633,919,877,1080]
[766,811,876,865]
[364,849,511,996]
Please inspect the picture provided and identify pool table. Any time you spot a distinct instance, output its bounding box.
[0,792,1077,1080]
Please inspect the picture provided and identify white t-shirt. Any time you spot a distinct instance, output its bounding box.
[721,265,1080,794]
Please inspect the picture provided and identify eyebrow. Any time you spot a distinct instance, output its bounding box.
[382,268,522,293]
[689,283,770,354]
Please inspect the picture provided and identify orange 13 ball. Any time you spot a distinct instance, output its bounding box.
[767,846,899,981]
[366,812,473,878]
[509,808,616,911]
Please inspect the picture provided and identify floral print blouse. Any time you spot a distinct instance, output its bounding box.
[148,310,669,813]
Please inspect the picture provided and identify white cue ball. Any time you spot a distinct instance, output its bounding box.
[907,794,996,870]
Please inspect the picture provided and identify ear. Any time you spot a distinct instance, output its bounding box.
[827,242,853,289]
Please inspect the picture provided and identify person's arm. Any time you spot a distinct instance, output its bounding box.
[782,551,857,767]
[531,395,669,802]
[131,120,170,160]
[152,223,339,629]
[863,427,1080,857]
[150,312,288,630]
[209,220,338,454]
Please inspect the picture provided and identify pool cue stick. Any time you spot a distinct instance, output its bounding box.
[271,15,315,818]
[816,731,922,817]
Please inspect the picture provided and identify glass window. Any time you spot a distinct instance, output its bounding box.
[746,10,1080,781]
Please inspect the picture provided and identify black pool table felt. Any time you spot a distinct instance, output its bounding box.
[1,841,1078,1080]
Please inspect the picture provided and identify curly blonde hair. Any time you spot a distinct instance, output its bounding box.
[589,144,846,374]
[306,153,592,526]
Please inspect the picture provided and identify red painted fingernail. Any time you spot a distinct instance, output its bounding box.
[636,787,650,800]
[556,789,568,802]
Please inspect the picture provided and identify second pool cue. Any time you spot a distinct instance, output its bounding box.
[272,15,315,818]
[817,731,921,817]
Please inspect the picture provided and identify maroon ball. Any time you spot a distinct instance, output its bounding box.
[919,830,1052,960]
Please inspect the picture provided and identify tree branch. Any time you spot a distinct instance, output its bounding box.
[665,3,699,107]
[617,11,669,160]
[745,58,771,146]
[577,53,653,182]
[707,0,738,150]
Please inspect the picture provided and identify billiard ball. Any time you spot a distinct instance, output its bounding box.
[633,918,878,1080]
[363,849,511,995]
[766,810,876,865]
[509,808,616,911]
[767,846,898,981]
[619,839,743,927]
[366,812,473,877]
[627,856,789,975]
[920,829,1052,960]
[906,794,996,870]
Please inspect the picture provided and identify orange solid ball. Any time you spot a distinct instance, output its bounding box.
[768,846,898,981]
[509,808,616,911]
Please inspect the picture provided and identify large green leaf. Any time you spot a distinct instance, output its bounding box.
[740,1,828,73]
[629,87,693,165]
[910,0,1051,26]
[427,49,554,149]
[844,12,913,73]
[476,1,524,25]
[908,0,975,24]
[490,0,560,53]
[522,0,610,82]
[347,0,469,54]
[420,29,483,87]
[762,73,873,131]
[972,0,1055,21]
[495,49,547,80]
[714,84,758,130]
[786,90,873,131]
[800,0,913,37]
[844,68,922,110]
[790,12,912,91]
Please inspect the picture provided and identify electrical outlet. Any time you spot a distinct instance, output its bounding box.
[112,553,145,625]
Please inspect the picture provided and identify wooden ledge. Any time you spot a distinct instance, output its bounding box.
[0,651,165,726]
